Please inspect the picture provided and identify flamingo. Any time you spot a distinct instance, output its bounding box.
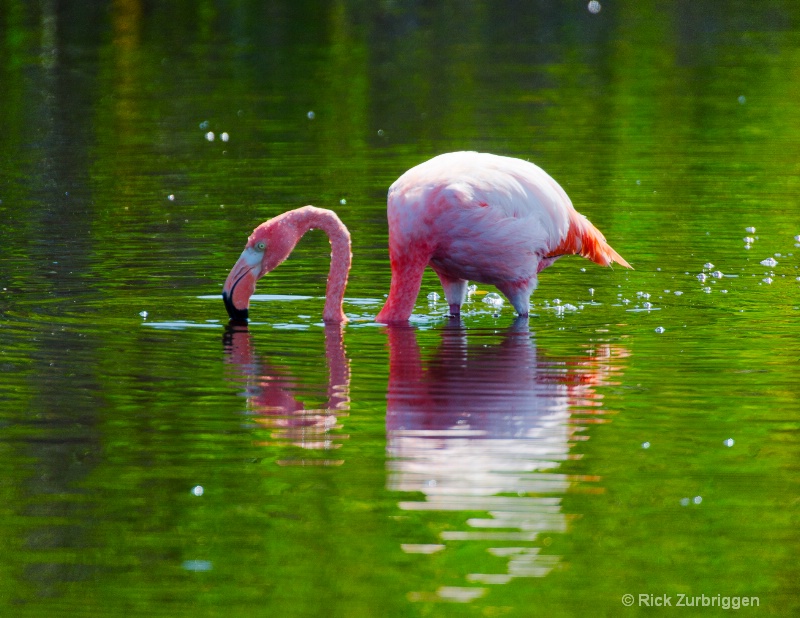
[222,151,631,323]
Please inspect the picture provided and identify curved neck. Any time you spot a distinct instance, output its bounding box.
[284,206,352,323]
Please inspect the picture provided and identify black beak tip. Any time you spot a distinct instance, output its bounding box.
[222,291,249,323]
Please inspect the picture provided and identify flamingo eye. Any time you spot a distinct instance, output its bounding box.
[254,241,266,251]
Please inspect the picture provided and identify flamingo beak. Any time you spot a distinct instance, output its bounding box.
[222,248,262,321]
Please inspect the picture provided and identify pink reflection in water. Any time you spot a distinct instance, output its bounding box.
[385,317,628,597]
[223,324,350,461]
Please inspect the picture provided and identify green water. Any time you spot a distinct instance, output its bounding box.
[1,1,799,616]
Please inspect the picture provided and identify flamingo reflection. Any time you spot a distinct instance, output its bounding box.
[386,318,627,599]
[223,324,350,462]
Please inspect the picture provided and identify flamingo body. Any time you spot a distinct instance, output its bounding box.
[222,152,630,324]
[375,151,631,322]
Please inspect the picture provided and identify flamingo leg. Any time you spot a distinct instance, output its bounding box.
[433,269,468,316]
[496,278,537,317]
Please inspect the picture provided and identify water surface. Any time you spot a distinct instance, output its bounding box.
[1,1,799,616]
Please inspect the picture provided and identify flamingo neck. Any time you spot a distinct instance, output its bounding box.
[282,207,352,323]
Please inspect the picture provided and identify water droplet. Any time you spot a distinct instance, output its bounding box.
[553,298,561,305]
[339,198,347,205]
[377,129,385,137]
[168,194,175,201]
[467,284,478,295]
[642,302,653,309]
[205,131,215,141]
[139,310,148,319]
[743,236,755,243]
[711,270,723,279]
[307,111,315,119]
[745,226,756,233]
[182,560,212,572]
[588,288,595,296]
[482,293,504,308]
[703,286,712,293]
[642,441,651,449]
[724,438,735,447]
[587,0,601,13]
[674,291,683,296]
[636,179,641,185]
[762,277,773,284]
[693,496,703,505]
[680,498,690,506]
[191,485,204,496]
[221,132,229,142]
[427,291,440,302]
[794,235,800,242]
[703,262,714,270]
[738,95,746,104]
[696,273,707,282]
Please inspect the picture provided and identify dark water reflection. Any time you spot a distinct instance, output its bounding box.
[224,324,350,461]
[222,318,628,604]
[385,320,626,601]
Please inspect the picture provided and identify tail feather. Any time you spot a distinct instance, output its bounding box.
[549,210,632,269]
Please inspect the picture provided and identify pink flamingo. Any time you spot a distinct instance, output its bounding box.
[222,151,631,323]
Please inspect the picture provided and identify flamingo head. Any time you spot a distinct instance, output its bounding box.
[222,218,300,321]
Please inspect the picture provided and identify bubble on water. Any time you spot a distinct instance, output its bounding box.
[307,111,315,119]
[711,270,723,279]
[794,235,800,242]
[221,132,229,142]
[377,129,385,137]
[168,194,175,201]
[724,438,735,447]
[622,298,631,304]
[588,288,595,296]
[696,273,707,282]
[587,0,601,13]
[743,236,755,244]
[738,95,746,105]
[674,291,683,296]
[139,310,148,319]
[642,302,653,309]
[762,277,773,284]
[721,289,728,293]
[563,303,578,311]
[182,560,212,572]
[693,496,703,505]
[760,257,778,267]
[654,326,665,333]
[427,291,440,302]
[703,287,712,293]
[580,267,586,272]
[482,292,504,308]
[745,226,756,233]
[636,291,651,299]
[205,131,215,141]
[191,485,204,496]
[636,179,641,185]
[680,498,690,506]
[642,441,651,449]
[339,198,347,205]
[703,262,714,270]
